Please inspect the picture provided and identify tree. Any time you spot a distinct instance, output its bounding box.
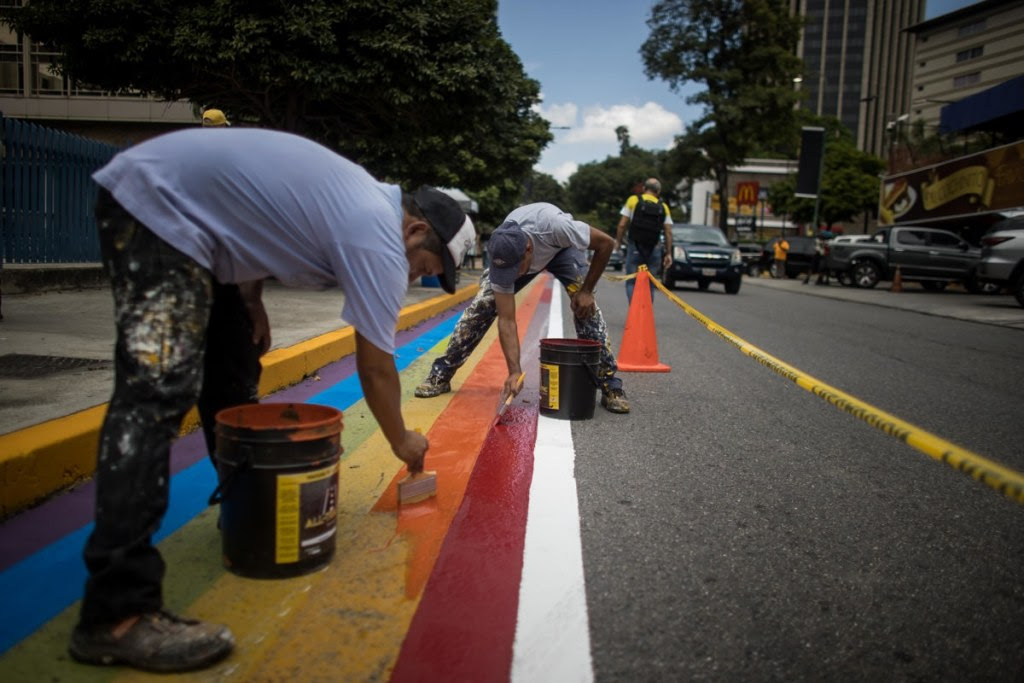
[523,171,569,209]
[641,0,804,234]
[564,126,681,232]
[768,118,885,230]
[0,0,551,191]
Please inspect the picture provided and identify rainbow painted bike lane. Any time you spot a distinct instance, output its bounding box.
[0,274,594,681]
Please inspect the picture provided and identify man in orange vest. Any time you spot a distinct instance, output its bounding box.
[772,235,790,279]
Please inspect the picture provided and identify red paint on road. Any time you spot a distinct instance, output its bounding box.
[390,281,551,681]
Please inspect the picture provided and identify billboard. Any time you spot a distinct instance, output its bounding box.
[879,141,1024,225]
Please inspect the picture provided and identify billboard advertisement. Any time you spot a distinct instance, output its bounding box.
[879,141,1024,225]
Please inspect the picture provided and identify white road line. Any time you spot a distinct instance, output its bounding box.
[511,281,595,683]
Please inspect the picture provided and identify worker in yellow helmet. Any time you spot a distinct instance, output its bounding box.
[201,108,230,127]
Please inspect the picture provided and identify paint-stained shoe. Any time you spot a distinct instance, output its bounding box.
[414,377,451,398]
[600,389,630,414]
[69,610,234,673]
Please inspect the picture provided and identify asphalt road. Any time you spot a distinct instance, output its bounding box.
[571,278,1024,681]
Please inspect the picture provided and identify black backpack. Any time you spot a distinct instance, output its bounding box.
[628,195,664,249]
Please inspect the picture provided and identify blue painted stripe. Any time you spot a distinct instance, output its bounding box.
[0,313,461,654]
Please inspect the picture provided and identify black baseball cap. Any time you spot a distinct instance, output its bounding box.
[413,187,476,294]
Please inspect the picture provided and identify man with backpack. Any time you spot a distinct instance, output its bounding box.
[614,178,673,303]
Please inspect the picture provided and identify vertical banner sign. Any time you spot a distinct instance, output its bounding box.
[736,181,759,207]
[795,127,826,198]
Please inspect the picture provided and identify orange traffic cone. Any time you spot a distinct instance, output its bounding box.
[617,267,670,372]
[890,265,903,293]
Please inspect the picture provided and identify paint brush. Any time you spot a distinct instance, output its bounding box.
[491,372,525,428]
[398,427,436,505]
[397,470,436,505]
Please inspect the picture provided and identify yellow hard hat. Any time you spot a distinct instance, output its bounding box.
[202,109,230,127]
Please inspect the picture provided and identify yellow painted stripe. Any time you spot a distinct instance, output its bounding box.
[0,284,477,518]
[642,274,1024,505]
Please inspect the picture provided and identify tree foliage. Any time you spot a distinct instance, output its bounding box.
[0,0,551,191]
[565,129,681,233]
[641,0,804,233]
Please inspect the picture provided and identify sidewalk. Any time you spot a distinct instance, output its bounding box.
[0,270,483,517]
[744,273,1024,330]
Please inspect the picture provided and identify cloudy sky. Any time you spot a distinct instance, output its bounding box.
[496,0,981,183]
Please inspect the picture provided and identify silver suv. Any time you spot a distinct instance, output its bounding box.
[979,217,1024,307]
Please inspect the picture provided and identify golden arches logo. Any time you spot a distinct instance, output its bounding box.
[736,182,759,207]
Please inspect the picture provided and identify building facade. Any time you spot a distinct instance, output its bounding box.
[906,0,1024,133]
[791,0,925,159]
[0,10,196,146]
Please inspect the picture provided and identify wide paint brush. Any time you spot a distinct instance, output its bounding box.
[397,470,436,505]
[398,427,436,505]
[491,372,525,428]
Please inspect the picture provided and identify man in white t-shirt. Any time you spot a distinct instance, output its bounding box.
[73,128,474,673]
[414,202,629,414]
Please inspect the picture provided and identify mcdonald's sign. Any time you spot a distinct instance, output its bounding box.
[736,181,759,207]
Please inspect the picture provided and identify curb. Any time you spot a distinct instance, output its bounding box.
[0,284,476,519]
[1,264,108,294]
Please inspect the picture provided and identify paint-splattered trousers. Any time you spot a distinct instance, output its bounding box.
[424,247,623,394]
[79,190,261,627]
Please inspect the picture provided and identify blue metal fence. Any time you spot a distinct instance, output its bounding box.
[1,115,120,263]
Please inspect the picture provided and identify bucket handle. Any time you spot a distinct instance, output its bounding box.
[582,361,602,390]
[207,456,251,506]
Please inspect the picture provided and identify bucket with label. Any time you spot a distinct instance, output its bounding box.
[539,338,601,420]
[211,402,343,579]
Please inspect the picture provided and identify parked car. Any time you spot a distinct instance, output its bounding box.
[663,224,743,294]
[736,242,763,276]
[762,236,816,279]
[826,235,872,286]
[979,216,1024,307]
[827,226,989,291]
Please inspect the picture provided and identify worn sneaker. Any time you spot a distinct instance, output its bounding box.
[414,377,451,398]
[600,389,630,414]
[69,610,234,673]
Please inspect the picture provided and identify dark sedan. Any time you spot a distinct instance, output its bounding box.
[662,224,743,294]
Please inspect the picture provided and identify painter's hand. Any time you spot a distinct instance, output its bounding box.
[246,299,271,355]
[502,372,524,400]
[394,429,428,473]
[239,280,271,355]
[570,289,596,319]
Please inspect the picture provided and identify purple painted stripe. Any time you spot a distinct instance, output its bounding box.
[0,307,464,572]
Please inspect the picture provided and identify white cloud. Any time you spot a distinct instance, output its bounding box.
[566,102,682,146]
[539,161,579,184]
[532,101,686,184]
[534,101,578,128]
[535,101,682,147]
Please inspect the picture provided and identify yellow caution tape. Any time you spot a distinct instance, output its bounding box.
[644,275,1024,506]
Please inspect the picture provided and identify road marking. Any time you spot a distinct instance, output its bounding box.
[512,283,595,682]
[646,275,1024,506]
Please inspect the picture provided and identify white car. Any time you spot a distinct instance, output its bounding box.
[827,235,871,285]
[979,217,1024,307]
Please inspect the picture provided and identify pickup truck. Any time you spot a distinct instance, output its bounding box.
[827,226,987,291]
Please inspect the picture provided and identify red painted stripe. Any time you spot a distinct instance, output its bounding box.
[391,280,552,682]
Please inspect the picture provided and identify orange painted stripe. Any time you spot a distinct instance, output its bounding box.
[373,279,549,599]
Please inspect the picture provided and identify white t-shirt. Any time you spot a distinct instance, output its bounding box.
[492,203,591,294]
[93,128,407,353]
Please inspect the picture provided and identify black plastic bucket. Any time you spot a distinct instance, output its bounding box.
[539,338,601,420]
[211,402,343,579]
